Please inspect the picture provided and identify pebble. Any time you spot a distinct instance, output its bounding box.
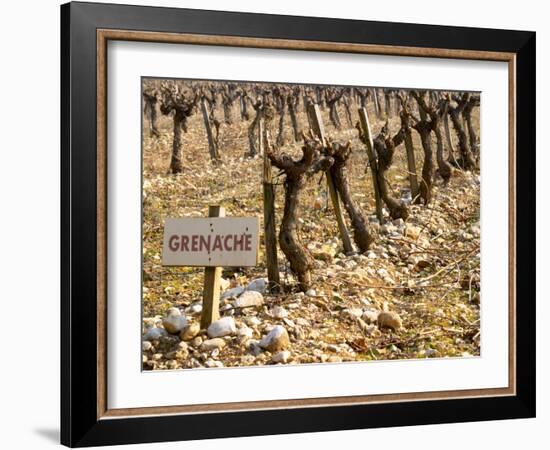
[377,311,403,331]
[221,286,245,300]
[295,318,311,327]
[270,305,288,319]
[191,336,203,347]
[207,317,237,338]
[200,338,226,352]
[166,360,178,370]
[241,354,256,365]
[237,326,254,339]
[380,224,397,234]
[259,325,290,352]
[293,326,307,340]
[305,289,317,297]
[272,350,291,364]
[282,318,295,328]
[162,313,187,335]
[143,327,167,341]
[205,359,224,368]
[406,225,422,239]
[245,316,262,327]
[246,278,268,293]
[186,303,202,315]
[342,308,363,320]
[234,291,264,308]
[142,341,152,352]
[180,322,200,341]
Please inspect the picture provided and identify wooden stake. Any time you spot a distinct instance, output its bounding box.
[200,205,225,329]
[358,107,384,224]
[307,103,354,254]
[200,97,219,161]
[404,130,420,200]
[372,88,382,119]
[443,110,459,166]
[384,91,392,118]
[260,120,280,292]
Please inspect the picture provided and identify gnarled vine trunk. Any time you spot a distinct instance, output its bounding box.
[373,125,409,219]
[170,111,186,174]
[414,122,434,205]
[143,92,160,138]
[267,136,331,291]
[448,93,477,171]
[329,142,373,252]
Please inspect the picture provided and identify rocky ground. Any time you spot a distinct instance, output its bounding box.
[141,98,481,371]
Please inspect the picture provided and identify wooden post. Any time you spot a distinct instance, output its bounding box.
[307,103,354,254]
[260,120,280,292]
[358,107,384,224]
[384,91,392,118]
[200,97,219,161]
[404,129,420,200]
[371,88,382,119]
[200,205,225,329]
[443,111,459,166]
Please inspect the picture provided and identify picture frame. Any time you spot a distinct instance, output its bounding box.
[61,1,536,447]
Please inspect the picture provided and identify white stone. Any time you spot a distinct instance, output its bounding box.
[142,341,152,351]
[221,286,245,300]
[305,289,316,297]
[200,338,226,351]
[270,305,288,319]
[272,350,291,364]
[234,290,264,308]
[246,278,268,293]
[207,317,237,338]
[186,303,202,314]
[237,326,254,339]
[245,316,262,327]
[162,314,188,335]
[143,327,167,341]
[205,359,224,368]
[342,308,363,319]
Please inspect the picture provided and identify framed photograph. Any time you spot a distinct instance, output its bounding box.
[61,1,536,447]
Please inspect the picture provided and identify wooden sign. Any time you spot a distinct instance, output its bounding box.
[162,216,260,267]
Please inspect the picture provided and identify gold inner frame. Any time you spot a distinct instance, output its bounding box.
[96,29,516,420]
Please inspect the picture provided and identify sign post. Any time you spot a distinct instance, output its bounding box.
[162,206,259,329]
[201,206,224,329]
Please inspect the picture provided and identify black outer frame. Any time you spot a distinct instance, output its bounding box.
[61,1,535,447]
